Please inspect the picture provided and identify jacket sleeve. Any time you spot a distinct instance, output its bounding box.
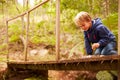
[84,32,93,55]
[97,25,110,47]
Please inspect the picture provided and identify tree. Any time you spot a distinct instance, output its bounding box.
[0,0,6,27]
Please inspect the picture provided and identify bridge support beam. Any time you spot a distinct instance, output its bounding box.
[118,60,120,80]
[39,70,48,80]
[6,66,48,80]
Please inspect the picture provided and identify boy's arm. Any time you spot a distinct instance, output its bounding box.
[84,32,93,55]
[97,26,110,47]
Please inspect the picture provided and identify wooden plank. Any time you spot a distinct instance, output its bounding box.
[8,55,120,64]
[7,55,120,71]
[7,60,118,71]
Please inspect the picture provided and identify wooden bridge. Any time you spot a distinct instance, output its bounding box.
[5,0,120,79]
[8,55,120,71]
[7,55,120,79]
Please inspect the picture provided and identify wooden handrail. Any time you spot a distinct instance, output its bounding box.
[6,0,50,61]
[6,0,61,62]
[7,0,49,22]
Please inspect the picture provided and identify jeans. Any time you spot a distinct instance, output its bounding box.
[94,41,117,55]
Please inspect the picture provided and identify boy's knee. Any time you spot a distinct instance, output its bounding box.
[101,50,117,55]
[94,49,101,55]
[109,50,117,55]
[94,52,100,55]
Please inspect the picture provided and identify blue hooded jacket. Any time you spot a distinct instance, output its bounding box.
[84,18,116,55]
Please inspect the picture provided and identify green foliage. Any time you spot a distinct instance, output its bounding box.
[0,15,2,18]
[0,43,6,54]
[96,71,113,80]
[102,13,118,40]
[30,20,55,45]
[61,9,78,22]
[61,9,78,34]
[110,71,117,76]
[109,0,118,13]
[0,0,6,3]
[60,0,88,11]
[0,43,6,49]
[31,35,55,45]
[9,34,19,42]
[8,5,20,16]
[8,21,22,42]
[102,13,118,29]
[0,56,7,62]
[24,77,42,80]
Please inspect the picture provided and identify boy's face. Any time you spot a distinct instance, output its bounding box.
[78,21,92,31]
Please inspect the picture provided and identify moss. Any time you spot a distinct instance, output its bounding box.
[96,71,113,80]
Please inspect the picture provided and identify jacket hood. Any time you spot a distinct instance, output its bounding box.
[88,18,102,32]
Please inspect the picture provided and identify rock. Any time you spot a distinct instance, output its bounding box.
[29,49,38,56]
[68,52,83,59]
[38,49,49,57]
[30,49,49,57]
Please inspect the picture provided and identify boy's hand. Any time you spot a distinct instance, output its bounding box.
[92,43,100,50]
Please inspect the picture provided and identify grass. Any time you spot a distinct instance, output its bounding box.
[0,55,7,62]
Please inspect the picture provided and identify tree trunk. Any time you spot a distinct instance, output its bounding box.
[105,0,109,16]
[2,3,4,27]
[26,0,29,10]
[15,0,20,13]
[103,0,106,18]
[89,0,93,14]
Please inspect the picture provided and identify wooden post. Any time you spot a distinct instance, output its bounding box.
[6,21,9,62]
[21,16,25,35]
[118,0,120,55]
[118,60,120,80]
[39,70,48,80]
[25,12,29,61]
[56,0,60,61]
[118,0,120,79]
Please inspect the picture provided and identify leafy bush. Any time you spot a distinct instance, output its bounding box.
[102,13,118,29]
[8,21,22,42]
[30,20,55,45]
[102,13,118,41]
[0,43,7,54]
[61,9,80,34]
[31,35,55,45]
[96,71,113,80]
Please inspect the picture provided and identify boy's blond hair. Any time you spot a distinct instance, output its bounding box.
[74,11,92,26]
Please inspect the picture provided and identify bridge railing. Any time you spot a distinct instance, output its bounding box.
[6,0,60,61]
